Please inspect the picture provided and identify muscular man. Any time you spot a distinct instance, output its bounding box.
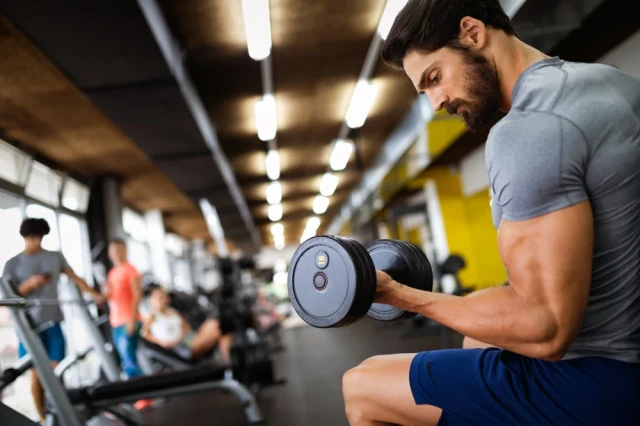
[2,218,103,423]
[342,1,640,425]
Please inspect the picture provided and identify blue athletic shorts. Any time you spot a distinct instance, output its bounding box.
[409,348,640,425]
[18,323,66,362]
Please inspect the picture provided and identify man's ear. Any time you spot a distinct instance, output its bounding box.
[459,16,487,49]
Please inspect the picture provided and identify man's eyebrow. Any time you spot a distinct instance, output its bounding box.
[417,62,439,93]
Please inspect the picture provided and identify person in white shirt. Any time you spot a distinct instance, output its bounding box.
[141,286,232,365]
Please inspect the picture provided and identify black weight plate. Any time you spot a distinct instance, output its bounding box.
[366,240,414,321]
[403,242,433,292]
[389,241,422,320]
[339,236,377,319]
[288,236,360,328]
[325,236,368,327]
[397,241,425,290]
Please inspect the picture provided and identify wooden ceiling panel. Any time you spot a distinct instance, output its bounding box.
[0,16,209,241]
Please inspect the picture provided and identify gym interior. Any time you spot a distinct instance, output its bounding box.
[0,1,638,425]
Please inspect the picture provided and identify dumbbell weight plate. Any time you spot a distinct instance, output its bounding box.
[324,235,371,327]
[288,236,363,328]
[396,240,430,293]
[366,240,418,321]
[403,242,433,292]
[336,236,377,319]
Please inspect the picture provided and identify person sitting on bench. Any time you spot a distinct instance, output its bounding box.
[141,286,233,366]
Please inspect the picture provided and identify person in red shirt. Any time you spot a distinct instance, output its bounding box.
[103,239,152,411]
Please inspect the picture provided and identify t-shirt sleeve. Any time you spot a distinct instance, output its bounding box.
[486,112,589,225]
[57,252,70,271]
[2,258,17,289]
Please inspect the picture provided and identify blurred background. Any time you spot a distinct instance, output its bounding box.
[0,0,637,424]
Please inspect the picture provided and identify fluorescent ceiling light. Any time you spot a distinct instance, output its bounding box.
[313,195,329,215]
[319,173,339,197]
[242,0,272,60]
[345,79,378,129]
[274,239,285,250]
[329,139,354,171]
[300,229,316,244]
[377,0,409,40]
[271,222,284,236]
[306,216,321,231]
[266,181,282,204]
[268,203,283,221]
[265,150,280,180]
[255,94,277,141]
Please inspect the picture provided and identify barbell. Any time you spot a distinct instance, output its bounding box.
[287,236,433,328]
[0,298,98,308]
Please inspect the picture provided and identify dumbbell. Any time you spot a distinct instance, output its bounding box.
[287,236,433,328]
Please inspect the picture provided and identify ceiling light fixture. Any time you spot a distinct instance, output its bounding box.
[255,94,277,141]
[329,139,354,171]
[271,222,284,236]
[345,79,378,129]
[241,0,272,60]
[268,203,283,221]
[377,0,409,40]
[266,181,282,205]
[313,195,329,215]
[319,173,339,197]
[265,150,280,180]
[306,216,321,231]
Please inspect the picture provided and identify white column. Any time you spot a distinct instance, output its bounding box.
[144,209,173,288]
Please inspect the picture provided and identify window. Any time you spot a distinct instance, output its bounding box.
[0,140,30,186]
[25,204,60,251]
[127,238,151,274]
[25,162,62,206]
[59,214,86,278]
[62,178,90,213]
[123,207,148,242]
[0,191,24,273]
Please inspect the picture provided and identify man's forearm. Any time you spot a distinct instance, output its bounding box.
[388,284,560,359]
[74,278,98,295]
[17,280,36,297]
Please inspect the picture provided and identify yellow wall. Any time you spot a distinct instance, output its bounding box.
[426,167,506,289]
[463,189,507,289]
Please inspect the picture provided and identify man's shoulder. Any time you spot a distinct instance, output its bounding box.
[487,110,561,153]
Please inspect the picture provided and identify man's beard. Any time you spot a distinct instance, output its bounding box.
[445,45,501,131]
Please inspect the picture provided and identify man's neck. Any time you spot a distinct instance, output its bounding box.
[24,247,42,255]
[490,33,549,111]
[113,260,127,267]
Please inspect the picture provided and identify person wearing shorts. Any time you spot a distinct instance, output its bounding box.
[341,1,640,425]
[3,218,103,423]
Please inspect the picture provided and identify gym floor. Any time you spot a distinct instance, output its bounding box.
[92,317,462,426]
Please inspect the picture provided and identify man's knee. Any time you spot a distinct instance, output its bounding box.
[342,356,385,399]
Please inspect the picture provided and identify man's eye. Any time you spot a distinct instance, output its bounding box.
[431,73,440,84]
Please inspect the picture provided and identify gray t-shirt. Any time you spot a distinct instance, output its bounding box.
[2,250,69,326]
[486,57,640,363]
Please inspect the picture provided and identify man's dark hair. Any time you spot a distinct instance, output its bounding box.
[110,238,126,246]
[20,218,50,237]
[382,0,517,70]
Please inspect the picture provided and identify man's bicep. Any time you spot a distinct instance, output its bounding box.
[498,201,593,348]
